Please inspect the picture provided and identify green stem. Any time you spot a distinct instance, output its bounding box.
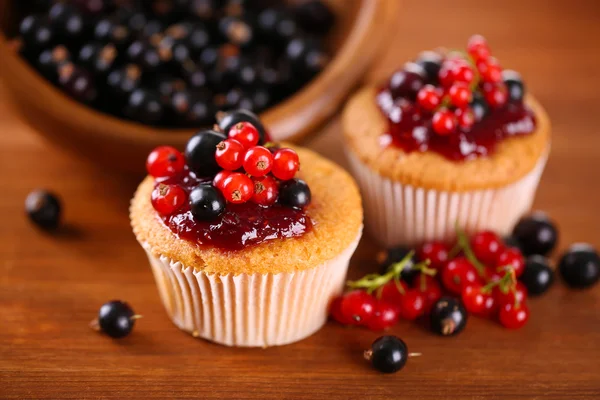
[456,226,486,276]
[347,251,415,294]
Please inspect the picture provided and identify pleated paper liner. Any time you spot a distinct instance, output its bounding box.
[346,147,548,247]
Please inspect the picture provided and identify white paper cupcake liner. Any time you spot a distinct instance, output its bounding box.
[346,148,548,247]
[143,231,361,347]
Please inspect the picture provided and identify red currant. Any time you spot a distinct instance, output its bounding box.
[151,184,187,215]
[461,283,497,317]
[213,170,233,191]
[340,290,376,325]
[417,241,449,270]
[330,296,353,325]
[496,247,525,277]
[453,64,475,85]
[482,83,508,109]
[448,82,472,109]
[146,146,185,179]
[379,280,408,309]
[215,139,245,171]
[228,122,259,149]
[471,230,504,266]
[399,289,426,320]
[494,281,528,306]
[414,275,442,314]
[467,34,491,61]
[498,302,530,329]
[484,266,504,283]
[252,175,279,206]
[477,57,502,83]
[432,108,457,135]
[243,146,273,177]
[441,257,481,294]
[272,148,300,181]
[438,63,456,87]
[416,85,442,111]
[455,107,475,130]
[366,301,400,331]
[221,172,253,204]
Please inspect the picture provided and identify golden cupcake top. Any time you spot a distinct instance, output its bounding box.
[343,35,551,192]
[131,109,362,275]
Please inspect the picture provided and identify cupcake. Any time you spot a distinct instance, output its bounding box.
[131,109,363,347]
[343,35,550,247]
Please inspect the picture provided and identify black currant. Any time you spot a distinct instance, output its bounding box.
[293,0,335,35]
[217,109,267,144]
[512,212,558,256]
[388,62,426,100]
[286,37,329,79]
[185,130,227,176]
[520,255,554,295]
[279,179,311,209]
[94,18,131,50]
[48,3,88,43]
[503,235,522,250]
[106,64,142,104]
[470,91,490,122]
[78,43,118,77]
[416,51,443,84]
[25,190,62,230]
[378,246,418,283]
[189,184,226,221]
[559,244,600,289]
[219,16,254,48]
[96,300,137,338]
[124,89,165,125]
[171,90,214,126]
[19,15,55,52]
[37,45,70,83]
[364,336,409,374]
[502,69,525,103]
[58,63,98,104]
[430,297,467,336]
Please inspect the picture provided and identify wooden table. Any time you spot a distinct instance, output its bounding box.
[2,1,600,399]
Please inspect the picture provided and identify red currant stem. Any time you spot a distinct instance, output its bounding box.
[440,96,451,109]
[448,242,462,259]
[263,142,276,148]
[347,252,416,294]
[420,273,427,292]
[455,226,486,276]
[393,276,406,295]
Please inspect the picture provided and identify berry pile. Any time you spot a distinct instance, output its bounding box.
[12,0,334,126]
[331,213,600,334]
[377,35,535,160]
[144,109,311,250]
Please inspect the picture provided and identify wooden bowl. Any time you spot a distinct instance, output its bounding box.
[0,0,400,174]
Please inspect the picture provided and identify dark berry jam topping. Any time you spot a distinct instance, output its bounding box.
[377,36,537,161]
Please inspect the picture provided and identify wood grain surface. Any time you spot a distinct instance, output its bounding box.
[1,0,600,399]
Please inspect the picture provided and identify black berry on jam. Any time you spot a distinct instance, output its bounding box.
[25,190,62,230]
[189,184,226,221]
[90,300,139,339]
[185,129,227,177]
[377,35,537,161]
[279,179,312,209]
[558,244,600,289]
[217,109,267,145]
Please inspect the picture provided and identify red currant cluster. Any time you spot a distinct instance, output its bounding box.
[417,35,509,135]
[330,228,533,333]
[212,122,300,206]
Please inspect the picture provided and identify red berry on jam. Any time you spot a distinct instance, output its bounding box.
[493,281,528,307]
[366,301,400,331]
[215,138,245,171]
[453,63,475,85]
[252,175,279,206]
[432,108,457,135]
[399,289,425,320]
[448,82,472,109]
[477,57,502,83]
[498,302,529,329]
[496,247,526,277]
[228,121,260,149]
[146,146,185,179]
[438,62,456,87]
[467,34,491,61]
[417,241,449,270]
[151,183,187,215]
[483,83,508,109]
[213,170,233,191]
[272,148,300,181]
[243,146,274,177]
[455,107,475,130]
[222,172,253,204]
[461,283,496,317]
[330,296,353,325]
[416,85,442,111]
[340,290,376,325]
[442,257,481,294]
[471,230,504,266]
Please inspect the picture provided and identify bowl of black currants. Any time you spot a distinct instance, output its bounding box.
[0,0,399,174]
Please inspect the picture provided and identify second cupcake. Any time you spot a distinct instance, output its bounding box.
[343,35,550,247]
[131,110,363,347]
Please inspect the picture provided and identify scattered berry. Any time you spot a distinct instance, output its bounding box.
[414,275,442,314]
[416,85,442,111]
[340,290,376,325]
[496,247,526,277]
[228,122,260,149]
[243,146,274,177]
[498,302,529,329]
[272,148,300,181]
[25,190,62,230]
[367,302,400,331]
[512,213,558,256]
[471,230,504,266]
[189,184,226,221]
[432,108,457,135]
[221,173,254,204]
[430,297,468,336]
[558,244,600,289]
[417,241,449,270]
[330,296,353,325]
[399,289,426,320]
[151,184,187,215]
[448,82,472,109]
[379,280,408,307]
[215,138,245,171]
[279,178,311,209]
[365,336,409,373]
[441,257,481,294]
[94,300,137,338]
[252,175,279,206]
[461,283,497,317]
[520,255,554,295]
[493,281,527,307]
